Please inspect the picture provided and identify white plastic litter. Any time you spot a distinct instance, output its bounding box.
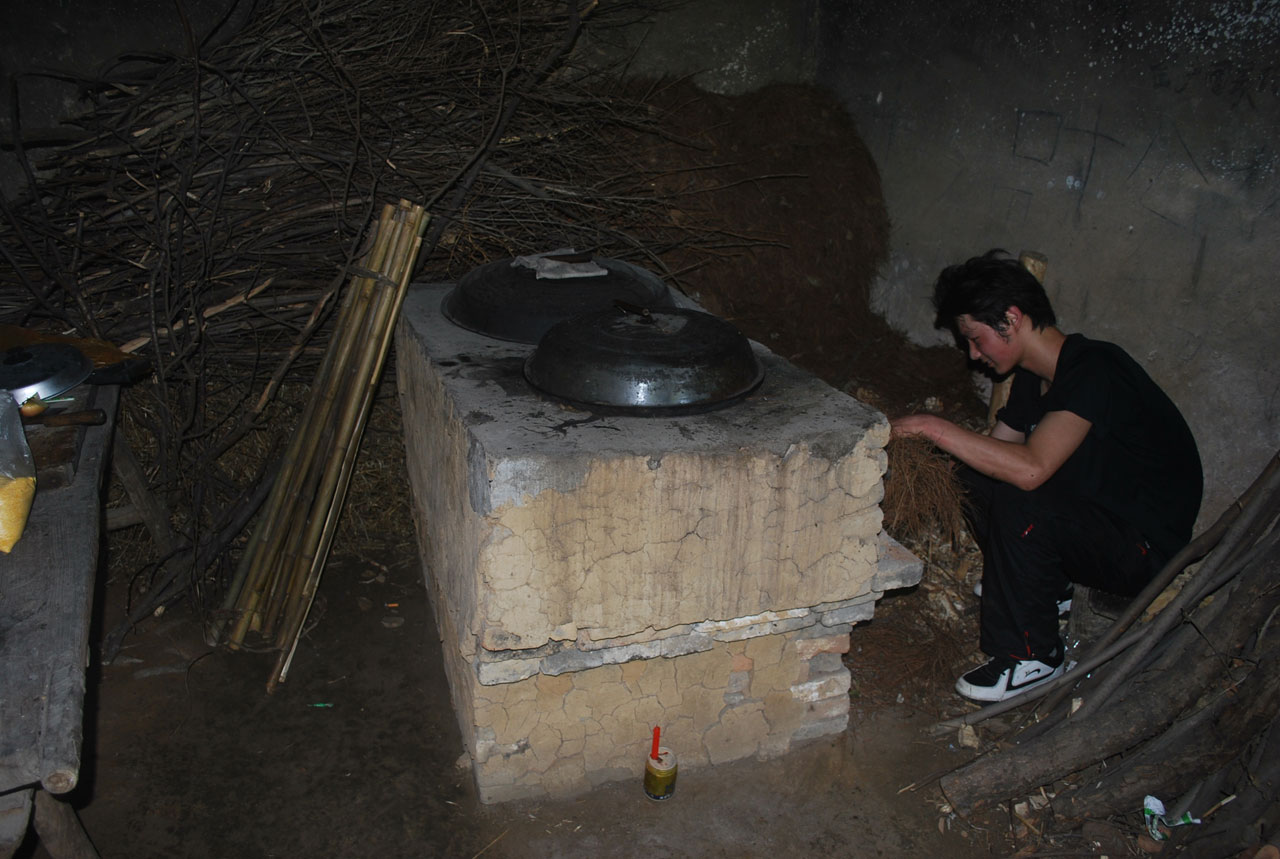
[1143,795,1201,841]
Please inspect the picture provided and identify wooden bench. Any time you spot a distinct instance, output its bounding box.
[0,383,117,859]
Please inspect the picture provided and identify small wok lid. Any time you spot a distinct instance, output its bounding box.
[0,343,93,406]
[442,255,675,344]
[524,305,764,416]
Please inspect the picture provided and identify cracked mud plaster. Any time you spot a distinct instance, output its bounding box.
[465,627,851,802]
[395,340,486,657]
[476,438,887,651]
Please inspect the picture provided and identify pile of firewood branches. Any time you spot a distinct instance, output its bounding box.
[0,0,754,652]
[934,451,1280,857]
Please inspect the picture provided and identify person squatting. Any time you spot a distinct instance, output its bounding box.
[891,249,1203,702]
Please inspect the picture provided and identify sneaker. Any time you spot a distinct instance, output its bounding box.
[954,654,1064,702]
[973,580,1073,616]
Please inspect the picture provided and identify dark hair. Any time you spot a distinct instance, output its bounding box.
[932,248,1056,336]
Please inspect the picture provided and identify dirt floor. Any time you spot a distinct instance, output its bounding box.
[30,527,1011,859]
[14,84,1122,857]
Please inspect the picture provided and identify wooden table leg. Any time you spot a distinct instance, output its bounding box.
[0,789,33,859]
[33,790,100,859]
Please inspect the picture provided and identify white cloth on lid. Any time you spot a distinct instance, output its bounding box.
[510,248,607,280]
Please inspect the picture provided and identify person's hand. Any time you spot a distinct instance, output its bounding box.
[890,413,943,442]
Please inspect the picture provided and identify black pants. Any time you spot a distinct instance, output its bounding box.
[960,467,1162,661]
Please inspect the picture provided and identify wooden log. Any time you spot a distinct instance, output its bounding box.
[0,790,31,859]
[104,503,144,531]
[1055,646,1280,818]
[1174,713,1280,857]
[32,790,99,859]
[110,434,177,558]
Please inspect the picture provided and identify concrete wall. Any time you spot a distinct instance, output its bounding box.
[614,0,1280,522]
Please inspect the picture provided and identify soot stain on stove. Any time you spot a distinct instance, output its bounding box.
[544,414,621,435]
[443,355,530,397]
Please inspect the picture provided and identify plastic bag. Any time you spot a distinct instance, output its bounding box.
[0,394,36,552]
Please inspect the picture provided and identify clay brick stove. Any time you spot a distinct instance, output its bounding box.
[394,263,920,803]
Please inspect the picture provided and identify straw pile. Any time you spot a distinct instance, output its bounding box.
[882,435,966,546]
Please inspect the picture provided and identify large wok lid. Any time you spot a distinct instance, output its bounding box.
[524,305,764,416]
[442,254,675,344]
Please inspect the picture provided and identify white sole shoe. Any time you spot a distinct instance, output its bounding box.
[955,656,1065,703]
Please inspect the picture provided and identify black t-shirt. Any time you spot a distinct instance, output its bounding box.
[996,333,1203,560]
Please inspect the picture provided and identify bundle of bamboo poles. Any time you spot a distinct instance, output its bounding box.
[217,199,427,691]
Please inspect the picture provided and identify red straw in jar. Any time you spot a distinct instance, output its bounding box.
[651,726,661,761]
